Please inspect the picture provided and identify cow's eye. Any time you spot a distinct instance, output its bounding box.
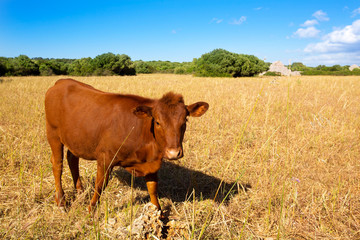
[155,121,160,126]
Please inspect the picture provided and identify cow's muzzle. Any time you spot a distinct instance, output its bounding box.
[164,147,183,160]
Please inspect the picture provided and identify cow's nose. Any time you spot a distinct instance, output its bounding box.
[165,148,183,160]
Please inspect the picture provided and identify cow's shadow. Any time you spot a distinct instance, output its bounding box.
[112,161,251,205]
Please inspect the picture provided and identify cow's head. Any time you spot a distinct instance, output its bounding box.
[133,92,209,160]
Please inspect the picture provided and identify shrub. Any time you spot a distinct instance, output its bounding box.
[0,57,8,76]
[39,64,54,76]
[8,55,40,76]
[92,53,135,76]
[174,67,186,74]
[134,61,155,74]
[68,58,94,76]
[193,49,268,77]
[263,71,281,76]
[301,69,360,76]
[291,62,308,71]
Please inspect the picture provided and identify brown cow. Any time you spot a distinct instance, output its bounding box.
[45,79,209,211]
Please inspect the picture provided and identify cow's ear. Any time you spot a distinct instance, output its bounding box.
[133,106,153,119]
[186,102,209,117]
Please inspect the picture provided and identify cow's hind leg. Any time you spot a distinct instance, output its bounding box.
[67,150,84,193]
[48,136,65,207]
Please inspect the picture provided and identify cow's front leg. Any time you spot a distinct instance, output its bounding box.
[89,160,112,212]
[145,173,160,210]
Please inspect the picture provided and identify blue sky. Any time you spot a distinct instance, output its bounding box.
[1,0,360,66]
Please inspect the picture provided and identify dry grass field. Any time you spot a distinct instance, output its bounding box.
[0,74,359,239]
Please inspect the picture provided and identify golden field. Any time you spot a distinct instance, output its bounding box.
[0,74,359,239]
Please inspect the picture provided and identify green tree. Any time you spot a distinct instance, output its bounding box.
[112,54,135,75]
[92,53,135,75]
[11,55,39,76]
[68,57,94,76]
[291,62,308,71]
[174,67,186,74]
[39,63,54,76]
[134,61,155,73]
[316,65,326,70]
[329,65,342,71]
[193,49,268,77]
[0,57,8,76]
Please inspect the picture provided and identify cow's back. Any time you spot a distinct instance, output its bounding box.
[46,79,119,159]
[45,79,102,128]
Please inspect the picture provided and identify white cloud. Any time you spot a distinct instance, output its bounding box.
[254,7,262,11]
[312,10,329,22]
[211,18,223,24]
[303,19,360,65]
[303,52,360,66]
[301,19,318,27]
[305,19,360,53]
[293,26,320,38]
[230,16,247,25]
[352,7,360,17]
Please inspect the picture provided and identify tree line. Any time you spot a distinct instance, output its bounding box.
[290,62,360,76]
[0,50,268,77]
[0,53,135,76]
[1,49,358,77]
